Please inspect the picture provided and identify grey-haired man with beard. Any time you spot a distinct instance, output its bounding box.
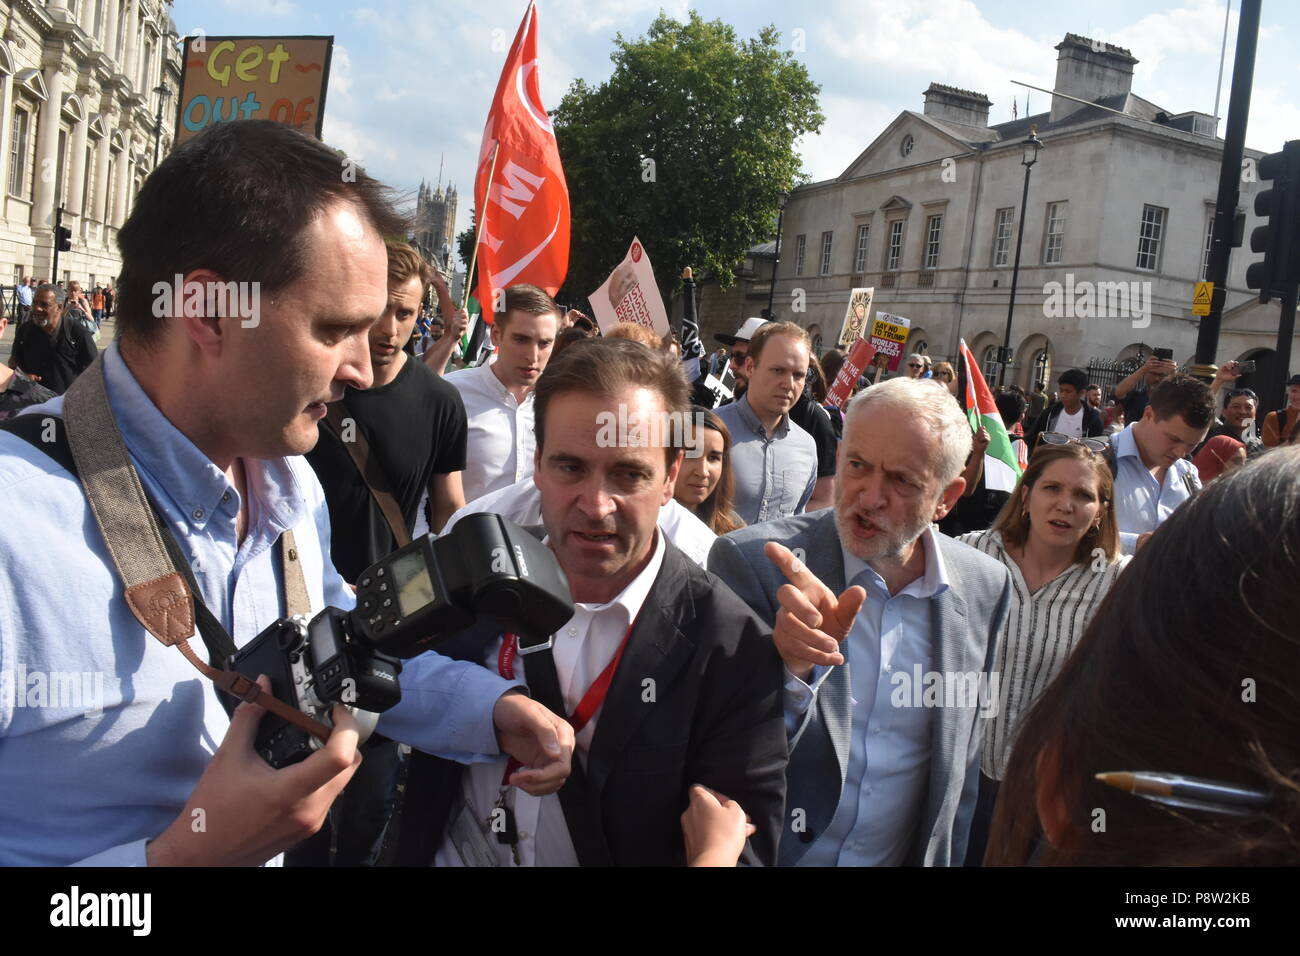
[709,376,1010,866]
[10,283,97,394]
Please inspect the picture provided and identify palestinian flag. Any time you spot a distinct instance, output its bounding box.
[956,339,1021,493]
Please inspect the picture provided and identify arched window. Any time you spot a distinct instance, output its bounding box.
[1032,348,1052,391]
[982,345,999,382]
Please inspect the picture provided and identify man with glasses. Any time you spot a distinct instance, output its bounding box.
[903,353,926,379]
[713,316,770,402]
[1108,375,1214,554]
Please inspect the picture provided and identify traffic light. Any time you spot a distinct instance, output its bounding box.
[1245,140,1300,304]
[55,225,72,252]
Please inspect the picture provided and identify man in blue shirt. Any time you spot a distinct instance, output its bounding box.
[0,121,571,867]
[1109,374,1214,554]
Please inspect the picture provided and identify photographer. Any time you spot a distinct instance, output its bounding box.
[0,121,569,867]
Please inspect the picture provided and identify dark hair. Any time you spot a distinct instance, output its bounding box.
[688,406,742,535]
[747,321,810,365]
[995,390,1026,428]
[807,355,829,403]
[986,447,1300,865]
[1057,367,1088,391]
[116,120,406,350]
[1147,374,1215,429]
[992,443,1120,566]
[533,337,691,468]
[820,349,846,389]
[497,283,560,328]
[551,326,592,359]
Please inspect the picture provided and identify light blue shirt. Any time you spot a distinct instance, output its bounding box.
[1109,424,1201,555]
[16,283,32,307]
[0,343,515,866]
[785,527,948,866]
[715,394,817,525]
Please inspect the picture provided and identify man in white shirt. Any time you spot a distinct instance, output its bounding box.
[1025,367,1104,448]
[443,285,559,502]
[399,337,787,867]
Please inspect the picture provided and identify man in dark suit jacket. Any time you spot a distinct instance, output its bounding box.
[397,337,787,866]
[710,377,1010,866]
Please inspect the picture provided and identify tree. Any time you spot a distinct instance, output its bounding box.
[550,11,823,309]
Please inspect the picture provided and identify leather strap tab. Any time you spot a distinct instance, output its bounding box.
[323,403,412,548]
[123,572,195,647]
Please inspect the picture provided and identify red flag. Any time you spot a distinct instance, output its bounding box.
[473,1,570,320]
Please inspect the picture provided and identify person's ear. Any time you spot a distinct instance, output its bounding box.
[743,355,755,376]
[662,450,684,504]
[933,475,966,520]
[1034,739,1071,849]
[169,270,235,355]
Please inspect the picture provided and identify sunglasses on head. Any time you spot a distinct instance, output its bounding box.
[1040,432,1108,454]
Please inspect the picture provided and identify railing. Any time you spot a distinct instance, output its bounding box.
[1085,356,1143,401]
[880,273,896,289]
[917,271,935,288]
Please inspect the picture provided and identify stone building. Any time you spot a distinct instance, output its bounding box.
[768,32,1296,397]
[412,177,458,272]
[1,0,181,292]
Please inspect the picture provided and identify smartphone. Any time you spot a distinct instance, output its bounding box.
[1238,360,1256,374]
[1153,347,1174,361]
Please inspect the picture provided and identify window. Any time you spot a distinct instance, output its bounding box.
[854,224,870,273]
[141,40,153,90]
[8,108,28,197]
[1043,201,1067,265]
[1201,212,1215,280]
[94,0,105,41]
[81,145,93,218]
[1136,204,1166,271]
[55,130,68,207]
[887,220,904,271]
[992,207,1014,267]
[982,345,1001,382]
[116,1,128,60]
[819,231,833,276]
[923,214,943,270]
[794,234,806,275]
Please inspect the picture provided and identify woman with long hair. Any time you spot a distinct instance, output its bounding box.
[957,441,1127,862]
[985,447,1300,865]
[673,406,743,535]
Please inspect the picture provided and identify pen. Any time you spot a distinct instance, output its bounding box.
[1096,771,1271,816]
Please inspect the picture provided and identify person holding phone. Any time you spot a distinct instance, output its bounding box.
[1114,352,1177,424]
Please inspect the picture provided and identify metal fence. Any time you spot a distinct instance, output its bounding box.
[1085,357,1144,402]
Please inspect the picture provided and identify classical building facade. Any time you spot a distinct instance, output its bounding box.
[1,0,181,289]
[772,32,1296,397]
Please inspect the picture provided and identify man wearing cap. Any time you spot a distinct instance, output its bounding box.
[714,317,771,402]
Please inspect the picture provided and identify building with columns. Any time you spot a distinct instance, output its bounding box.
[759,32,1297,399]
[1,0,181,290]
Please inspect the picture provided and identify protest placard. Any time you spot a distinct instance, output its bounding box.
[589,238,670,338]
[826,337,878,409]
[838,288,874,349]
[176,36,333,147]
[869,311,911,372]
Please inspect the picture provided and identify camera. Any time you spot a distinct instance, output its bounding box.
[1153,347,1174,361]
[228,513,574,768]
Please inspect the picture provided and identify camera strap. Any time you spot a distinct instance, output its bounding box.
[322,402,411,548]
[18,356,332,745]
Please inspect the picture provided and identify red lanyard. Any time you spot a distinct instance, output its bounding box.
[497,615,636,782]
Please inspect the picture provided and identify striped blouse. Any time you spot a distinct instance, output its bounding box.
[957,529,1130,780]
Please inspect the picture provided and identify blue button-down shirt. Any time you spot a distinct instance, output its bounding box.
[786,527,949,866]
[1109,424,1201,555]
[0,343,513,866]
[16,283,32,307]
[715,394,818,525]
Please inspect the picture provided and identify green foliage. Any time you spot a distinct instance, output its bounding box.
[550,11,823,308]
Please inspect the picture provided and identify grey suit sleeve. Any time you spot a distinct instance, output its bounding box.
[952,568,1012,865]
[707,534,778,627]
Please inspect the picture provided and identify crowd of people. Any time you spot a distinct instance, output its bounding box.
[2,119,1298,869]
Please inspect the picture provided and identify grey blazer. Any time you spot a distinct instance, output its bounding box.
[708,509,1010,866]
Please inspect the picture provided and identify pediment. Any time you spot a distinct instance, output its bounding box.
[841,111,979,181]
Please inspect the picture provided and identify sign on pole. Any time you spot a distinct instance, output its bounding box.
[175,36,333,147]
[837,287,875,349]
[826,338,878,410]
[589,237,670,338]
[869,311,911,372]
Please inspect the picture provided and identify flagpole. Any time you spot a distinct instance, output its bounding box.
[464,139,501,312]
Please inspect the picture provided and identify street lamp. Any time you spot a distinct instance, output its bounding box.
[767,189,790,319]
[152,83,172,169]
[997,126,1044,389]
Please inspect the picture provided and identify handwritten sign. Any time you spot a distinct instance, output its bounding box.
[838,287,874,349]
[869,311,911,372]
[826,338,878,410]
[175,36,333,147]
[589,237,670,338]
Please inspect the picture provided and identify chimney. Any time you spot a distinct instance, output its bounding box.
[922,83,992,129]
[1051,33,1138,124]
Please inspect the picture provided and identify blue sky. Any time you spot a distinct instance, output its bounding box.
[176,1,1299,241]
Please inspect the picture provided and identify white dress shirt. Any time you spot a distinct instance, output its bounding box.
[436,529,667,867]
[443,358,535,502]
[443,475,716,568]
